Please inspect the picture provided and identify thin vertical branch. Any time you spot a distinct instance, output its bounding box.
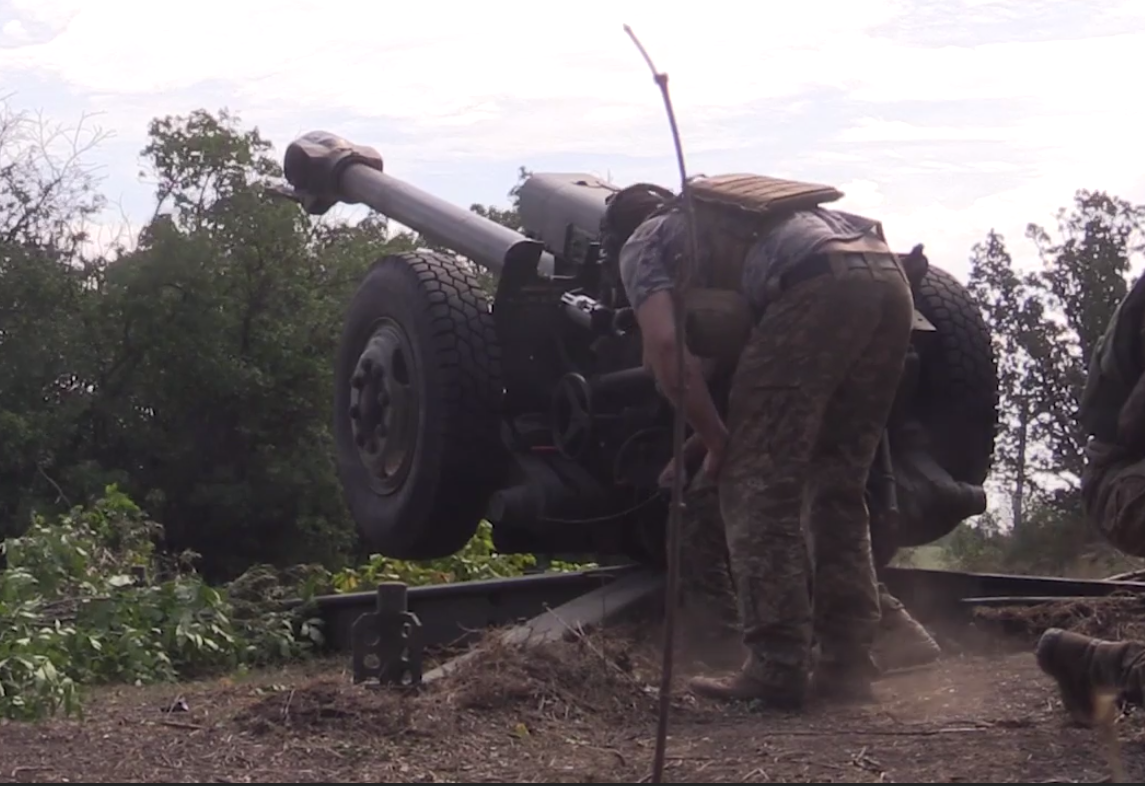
[623,24,701,785]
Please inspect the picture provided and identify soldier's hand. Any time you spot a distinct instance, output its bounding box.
[700,447,725,483]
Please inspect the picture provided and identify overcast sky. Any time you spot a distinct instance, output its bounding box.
[2,0,1143,281]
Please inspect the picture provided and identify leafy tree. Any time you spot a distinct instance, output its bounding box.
[0,102,109,532]
[468,165,531,232]
[0,106,431,578]
[1026,191,1145,492]
[0,101,545,580]
[939,513,1008,573]
[80,109,426,577]
[966,231,1067,530]
[0,100,108,253]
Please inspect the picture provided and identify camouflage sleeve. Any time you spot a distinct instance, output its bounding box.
[618,212,686,311]
[1116,322,1145,448]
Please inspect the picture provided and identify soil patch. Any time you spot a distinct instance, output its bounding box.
[234,678,414,736]
[3,623,1145,782]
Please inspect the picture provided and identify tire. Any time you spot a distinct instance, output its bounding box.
[333,251,505,560]
[915,265,999,487]
[892,264,999,548]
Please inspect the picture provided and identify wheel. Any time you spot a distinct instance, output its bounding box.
[893,264,999,547]
[333,251,505,560]
[914,265,999,486]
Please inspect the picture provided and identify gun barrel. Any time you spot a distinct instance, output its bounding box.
[341,164,556,277]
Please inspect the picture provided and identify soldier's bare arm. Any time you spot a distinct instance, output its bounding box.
[635,290,728,458]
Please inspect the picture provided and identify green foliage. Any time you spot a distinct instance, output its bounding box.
[330,521,590,591]
[0,105,423,577]
[6,93,1145,601]
[0,488,321,721]
[939,514,1009,573]
[967,191,1145,561]
[1025,191,1145,486]
[0,484,583,721]
[0,102,548,581]
[939,500,1145,578]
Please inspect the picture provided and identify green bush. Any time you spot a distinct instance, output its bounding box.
[329,521,591,591]
[0,490,593,721]
[0,487,323,720]
[939,514,1008,573]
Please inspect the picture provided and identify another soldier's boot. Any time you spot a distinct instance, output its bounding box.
[871,584,942,672]
[688,653,809,710]
[1036,628,1145,726]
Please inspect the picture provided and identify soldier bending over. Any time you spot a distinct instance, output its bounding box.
[1079,273,1145,557]
[1035,274,1145,725]
[615,175,917,708]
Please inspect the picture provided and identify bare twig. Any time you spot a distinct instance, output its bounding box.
[36,463,71,507]
[281,688,296,722]
[0,98,111,256]
[160,720,204,731]
[622,24,700,785]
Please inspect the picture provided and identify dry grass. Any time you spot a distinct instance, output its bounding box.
[3,617,1145,783]
[974,594,1145,642]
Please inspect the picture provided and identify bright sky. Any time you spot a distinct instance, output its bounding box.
[2,0,1143,280]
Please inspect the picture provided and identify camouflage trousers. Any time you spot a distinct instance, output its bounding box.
[1082,440,1145,557]
[714,254,914,684]
[677,481,740,632]
[677,481,930,671]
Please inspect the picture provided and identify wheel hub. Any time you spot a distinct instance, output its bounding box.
[348,319,420,494]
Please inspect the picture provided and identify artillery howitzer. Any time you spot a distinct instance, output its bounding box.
[279,132,999,567]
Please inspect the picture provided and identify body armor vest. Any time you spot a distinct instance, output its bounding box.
[680,173,845,291]
[660,174,846,364]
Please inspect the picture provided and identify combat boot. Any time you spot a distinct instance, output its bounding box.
[871,586,942,672]
[1036,628,1145,726]
[688,655,809,710]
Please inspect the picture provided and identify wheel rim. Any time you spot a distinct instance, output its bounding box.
[348,319,420,495]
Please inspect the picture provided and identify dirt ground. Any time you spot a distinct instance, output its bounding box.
[3,603,1145,783]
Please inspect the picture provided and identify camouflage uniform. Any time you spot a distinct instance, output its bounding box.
[1080,274,1145,556]
[1037,628,1145,726]
[1082,442,1145,556]
[718,262,914,704]
[620,204,916,708]
[677,479,740,634]
[676,478,941,674]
